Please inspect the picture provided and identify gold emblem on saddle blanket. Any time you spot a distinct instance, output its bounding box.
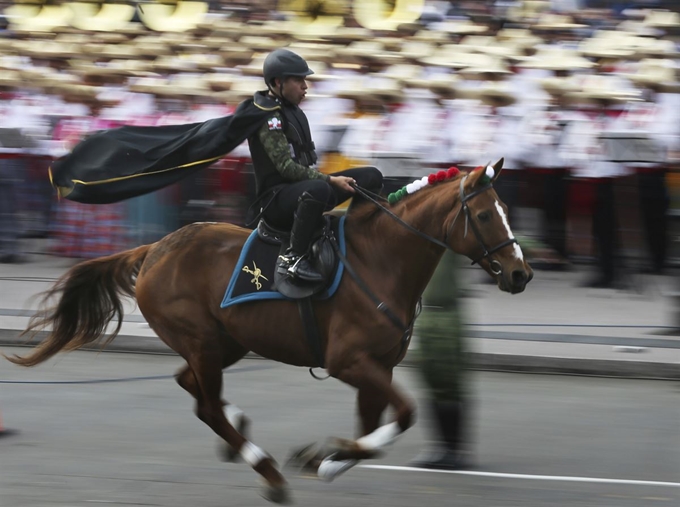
[242,261,268,290]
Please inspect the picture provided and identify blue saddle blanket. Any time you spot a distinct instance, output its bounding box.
[220,216,346,308]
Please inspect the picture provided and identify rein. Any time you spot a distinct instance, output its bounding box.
[332,178,517,338]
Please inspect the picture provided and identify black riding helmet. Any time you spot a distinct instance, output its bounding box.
[263,49,314,88]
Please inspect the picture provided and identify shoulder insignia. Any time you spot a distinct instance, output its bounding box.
[267,117,282,130]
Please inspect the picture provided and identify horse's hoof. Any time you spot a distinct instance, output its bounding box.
[261,483,293,504]
[317,455,358,482]
[285,442,321,474]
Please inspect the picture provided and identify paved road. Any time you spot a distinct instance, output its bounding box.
[1,255,679,378]
[1,349,678,506]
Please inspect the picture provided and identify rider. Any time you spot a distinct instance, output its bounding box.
[247,48,383,282]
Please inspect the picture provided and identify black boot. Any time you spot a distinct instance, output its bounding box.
[409,400,468,470]
[277,196,325,283]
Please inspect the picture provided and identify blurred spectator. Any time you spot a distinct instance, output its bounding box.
[562,77,636,287]
[517,78,577,267]
[50,98,128,258]
[0,129,25,263]
[410,251,472,470]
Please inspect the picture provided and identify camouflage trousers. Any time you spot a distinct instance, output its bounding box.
[415,307,468,403]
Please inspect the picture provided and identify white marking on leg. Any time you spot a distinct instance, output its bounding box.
[494,200,524,261]
[240,441,268,468]
[225,404,244,428]
[318,456,358,482]
[356,421,402,452]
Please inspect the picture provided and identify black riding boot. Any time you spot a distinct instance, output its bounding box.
[277,196,325,283]
[410,400,468,470]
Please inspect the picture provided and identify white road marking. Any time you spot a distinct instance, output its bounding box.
[494,200,524,261]
[358,465,680,488]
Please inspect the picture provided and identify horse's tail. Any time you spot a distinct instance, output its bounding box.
[4,245,151,367]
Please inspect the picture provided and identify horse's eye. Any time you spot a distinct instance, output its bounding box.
[477,211,491,222]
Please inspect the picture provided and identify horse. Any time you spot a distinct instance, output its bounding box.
[5,159,532,503]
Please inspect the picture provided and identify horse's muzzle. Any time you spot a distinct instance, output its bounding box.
[498,266,532,294]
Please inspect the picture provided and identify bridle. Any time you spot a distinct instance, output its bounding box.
[352,175,519,275]
[329,175,519,347]
[444,175,519,275]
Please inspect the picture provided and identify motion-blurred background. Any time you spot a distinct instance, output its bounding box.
[0,0,679,291]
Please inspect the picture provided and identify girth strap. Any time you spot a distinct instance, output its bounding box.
[298,297,325,369]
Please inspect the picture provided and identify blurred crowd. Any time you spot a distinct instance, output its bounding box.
[1,0,680,287]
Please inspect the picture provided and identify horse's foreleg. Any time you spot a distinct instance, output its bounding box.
[356,370,392,436]
[187,354,290,504]
[317,354,415,481]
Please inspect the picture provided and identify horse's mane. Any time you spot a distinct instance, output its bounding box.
[347,176,463,226]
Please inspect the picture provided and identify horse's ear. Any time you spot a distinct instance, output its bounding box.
[491,157,504,182]
[466,159,501,189]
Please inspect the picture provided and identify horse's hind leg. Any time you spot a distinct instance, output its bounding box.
[175,339,249,462]
[180,346,290,503]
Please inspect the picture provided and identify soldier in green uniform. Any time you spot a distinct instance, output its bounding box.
[248,49,383,282]
[410,250,471,470]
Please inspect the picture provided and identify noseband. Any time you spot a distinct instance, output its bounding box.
[446,175,519,274]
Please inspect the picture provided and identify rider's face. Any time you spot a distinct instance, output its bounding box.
[276,76,308,105]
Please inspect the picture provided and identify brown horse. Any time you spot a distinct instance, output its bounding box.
[5,159,531,503]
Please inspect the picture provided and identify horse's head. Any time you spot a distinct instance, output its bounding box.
[448,159,533,294]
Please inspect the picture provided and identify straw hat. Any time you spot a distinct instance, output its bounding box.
[366,80,405,103]
[161,74,213,98]
[374,37,404,52]
[642,10,680,30]
[432,20,488,35]
[457,55,511,78]
[632,38,680,59]
[131,42,173,58]
[578,37,636,60]
[334,80,379,102]
[399,41,436,61]
[152,55,200,74]
[538,76,581,97]
[204,73,237,92]
[224,78,260,102]
[566,76,642,104]
[238,36,282,52]
[238,54,267,77]
[287,42,337,64]
[304,62,338,81]
[408,30,451,44]
[336,41,400,65]
[210,20,248,39]
[506,0,550,22]
[532,14,587,31]
[625,59,680,93]
[0,70,22,89]
[323,27,373,44]
[520,47,595,71]
[215,45,255,65]
[475,83,517,107]
[427,74,460,99]
[382,64,423,87]
[419,48,478,69]
[23,41,81,60]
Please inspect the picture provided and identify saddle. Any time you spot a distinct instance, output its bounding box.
[257,217,339,299]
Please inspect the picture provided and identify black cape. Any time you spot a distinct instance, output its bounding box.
[50,96,278,204]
